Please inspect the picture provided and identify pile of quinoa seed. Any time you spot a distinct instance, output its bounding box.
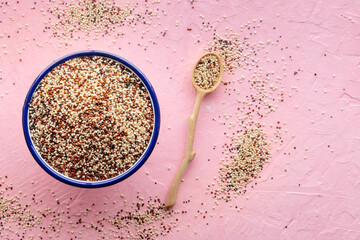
[48,0,132,38]
[0,181,42,237]
[193,54,221,90]
[206,33,256,74]
[213,127,271,200]
[28,56,154,181]
[0,176,182,240]
[109,196,178,239]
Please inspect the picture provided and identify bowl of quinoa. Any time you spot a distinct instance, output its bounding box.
[23,51,160,188]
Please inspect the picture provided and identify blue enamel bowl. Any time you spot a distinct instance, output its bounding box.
[22,50,160,188]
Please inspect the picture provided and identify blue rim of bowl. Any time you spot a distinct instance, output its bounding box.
[22,50,160,188]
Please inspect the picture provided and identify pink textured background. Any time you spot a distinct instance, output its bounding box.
[0,0,359,239]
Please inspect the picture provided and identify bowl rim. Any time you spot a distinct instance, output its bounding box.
[22,50,160,188]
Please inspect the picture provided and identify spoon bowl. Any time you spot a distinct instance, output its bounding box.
[192,52,224,94]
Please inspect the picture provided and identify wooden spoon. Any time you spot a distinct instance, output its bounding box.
[165,52,224,208]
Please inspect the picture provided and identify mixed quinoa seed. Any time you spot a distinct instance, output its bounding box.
[28,56,154,181]
[213,127,271,200]
[193,54,221,90]
[0,177,182,240]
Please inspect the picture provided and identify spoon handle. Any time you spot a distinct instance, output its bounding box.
[165,91,206,208]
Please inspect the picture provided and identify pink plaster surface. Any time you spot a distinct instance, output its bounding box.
[0,0,360,239]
